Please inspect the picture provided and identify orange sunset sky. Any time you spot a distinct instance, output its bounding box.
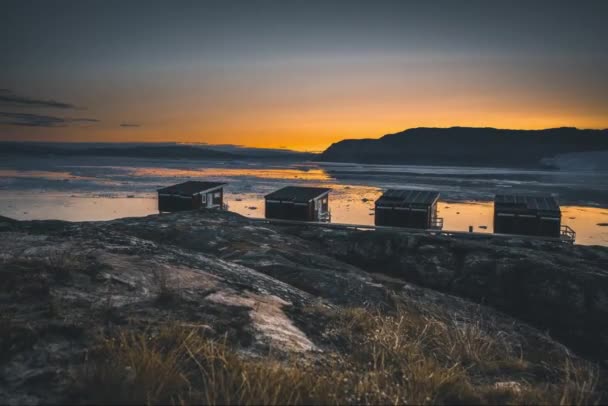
[1,1,607,151]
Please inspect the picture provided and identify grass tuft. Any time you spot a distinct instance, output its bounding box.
[80,306,602,405]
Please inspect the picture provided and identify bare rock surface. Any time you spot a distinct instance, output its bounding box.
[282,224,608,362]
[0,210,607,404]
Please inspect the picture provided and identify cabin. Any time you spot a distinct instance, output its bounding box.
[157,181,226,213]
[374,189,443,229]
[493,194,564,238]
[264,186,331,222]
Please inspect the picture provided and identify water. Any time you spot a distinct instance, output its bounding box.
[0,156,607,246]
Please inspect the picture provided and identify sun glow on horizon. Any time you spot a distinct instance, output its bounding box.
[3,2,608,150]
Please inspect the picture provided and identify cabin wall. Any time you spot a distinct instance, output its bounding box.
[158,194,199,212]
[212,189,223,207]
[493,208,561,238]
[539,217,561,237]
[192,194,203,209]
[265,200,314,221]
[159,187,226,213]
[375,204,431,229]
[203,189,223,208]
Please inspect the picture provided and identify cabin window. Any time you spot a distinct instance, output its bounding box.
[201,194,207,203]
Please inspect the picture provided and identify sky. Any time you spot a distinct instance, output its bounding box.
[1,0,607,151]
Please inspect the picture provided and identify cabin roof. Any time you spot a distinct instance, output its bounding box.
[264,186,331,202]
[376,189,439,206]
[494,194,560,212]
[157,181,225,196]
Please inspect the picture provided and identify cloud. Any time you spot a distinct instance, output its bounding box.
[120,123,141,127]
[0,89,77,109]
[0,112,99,127]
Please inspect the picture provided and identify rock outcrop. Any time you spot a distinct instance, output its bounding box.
[319,127,608,167]
[0,210,606,404]
[286,225,608,362]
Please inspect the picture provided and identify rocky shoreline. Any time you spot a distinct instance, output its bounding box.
[1,210,606,404]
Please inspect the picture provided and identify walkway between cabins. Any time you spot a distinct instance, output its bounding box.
[249,217,576,244]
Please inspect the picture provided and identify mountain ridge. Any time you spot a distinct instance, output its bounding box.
[319,126,608,167]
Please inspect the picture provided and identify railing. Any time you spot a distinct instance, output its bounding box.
[252,217,577,245]
[430,217,444,230]
[318,210,331,223]
[560,225,576,244]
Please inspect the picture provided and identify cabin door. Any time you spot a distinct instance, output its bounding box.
[315,197,330,221]
[205,192,213,208]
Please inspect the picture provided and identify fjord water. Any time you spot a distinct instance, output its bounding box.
[0,156,606,246]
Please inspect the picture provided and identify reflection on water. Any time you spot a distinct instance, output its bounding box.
[438,202,494,233]
[0,193,158,221]
[0,159,607,246]
[1,190,607,246]
[561,206,608,245]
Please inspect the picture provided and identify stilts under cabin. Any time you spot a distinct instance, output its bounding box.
[493,193,572,239]
[264,186,331,222]
[157,181,226,213]
[374,189,443,229]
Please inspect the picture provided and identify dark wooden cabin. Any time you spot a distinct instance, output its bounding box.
[375,189,442,229]
[264,186,331,222]
[158,181,226,213]
[494,194,562,238]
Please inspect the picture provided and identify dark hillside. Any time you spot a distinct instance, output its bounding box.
[320,127,608,167]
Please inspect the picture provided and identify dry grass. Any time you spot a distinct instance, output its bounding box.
[80,306,602,405]
[327,307,600,405]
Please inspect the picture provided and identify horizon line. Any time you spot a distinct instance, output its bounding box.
[1,125,606,154]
